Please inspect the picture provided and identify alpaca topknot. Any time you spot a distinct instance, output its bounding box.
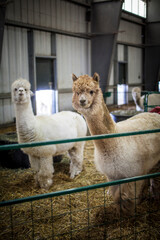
[12,78,31,90]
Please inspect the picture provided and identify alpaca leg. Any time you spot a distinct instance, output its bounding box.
[29,155,41,187]
[68,142,85,179]
[29,155,40,172]
[96,181,145,224]
[110,180,145,217]
[37,156,54,189]
[150,178,160,201]
[150,161,160,200]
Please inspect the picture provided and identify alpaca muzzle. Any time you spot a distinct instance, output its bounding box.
[79,95,87,106]
[80,99,86,106]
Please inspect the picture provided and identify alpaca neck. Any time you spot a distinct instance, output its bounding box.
[84,91,116,136]
[85,105,117,152]
[15,101,36,139]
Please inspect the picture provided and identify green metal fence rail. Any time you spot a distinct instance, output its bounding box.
[1,172,160,208]
[0,128,160,151]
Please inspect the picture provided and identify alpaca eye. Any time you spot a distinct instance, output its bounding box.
[77,92,79,95]
[90,91,94,95]
[25,89,27,92]
[15,88,17,91]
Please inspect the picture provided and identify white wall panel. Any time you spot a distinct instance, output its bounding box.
[109,65,114,86]
[0,28,10,93]
[118,44,124,62]
[128,47,142,85]
[0,26,29,124]
[59,93,73,111]
[3,99,12,124]
[34,31,51,56]
[56,34,90,89]
[0,100,3,124]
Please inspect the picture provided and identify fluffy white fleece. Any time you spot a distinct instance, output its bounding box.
[12,78,87,189]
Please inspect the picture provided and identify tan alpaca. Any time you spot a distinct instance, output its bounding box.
[72,73,160,217]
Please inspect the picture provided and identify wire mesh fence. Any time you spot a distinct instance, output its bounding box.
[0,129,160,240]
[0,172,160,240]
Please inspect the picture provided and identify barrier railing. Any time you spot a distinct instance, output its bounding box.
[0,129,160,151]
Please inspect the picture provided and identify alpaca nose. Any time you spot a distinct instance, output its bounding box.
[80,99,86,104]
[18,88,24,95]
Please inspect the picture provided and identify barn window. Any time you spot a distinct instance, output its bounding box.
[122,0,146,18]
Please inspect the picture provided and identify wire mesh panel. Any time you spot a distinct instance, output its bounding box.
[0,173,160,240]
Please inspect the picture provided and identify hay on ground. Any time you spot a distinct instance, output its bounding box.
[0,141,160,240]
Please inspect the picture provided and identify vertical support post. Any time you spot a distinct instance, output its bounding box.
[27,30,36,113]
[51,33,58,113]
[91,0,123,93]
[0,0,7,64]
[51,33,57,90]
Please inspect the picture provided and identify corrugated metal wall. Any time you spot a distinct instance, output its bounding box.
[0,1,144,123]
[34,31,51,56]
[0,0,90,124]
[107,15,143,105]
[0,26,29,124]
[6,0,88,33]
[57,34,91,111]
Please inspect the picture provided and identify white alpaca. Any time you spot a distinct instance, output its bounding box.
[72,73,160,217]
[12,78,87,189]
[132,87,160,111]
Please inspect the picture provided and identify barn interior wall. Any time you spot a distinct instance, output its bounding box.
[5,0,88,33]
[107,14,144,105]
[0,0,150,124]
[0,0,90,124]
[0,26,29,124]
[56,34,91,111]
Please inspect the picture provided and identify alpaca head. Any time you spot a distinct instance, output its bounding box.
[72,73,102,115]
[132,87,141,102]
[11,78,34,104]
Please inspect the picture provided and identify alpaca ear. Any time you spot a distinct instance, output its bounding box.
[93,73,100,82]
[30,90,34,97]
[72,74,78,82]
